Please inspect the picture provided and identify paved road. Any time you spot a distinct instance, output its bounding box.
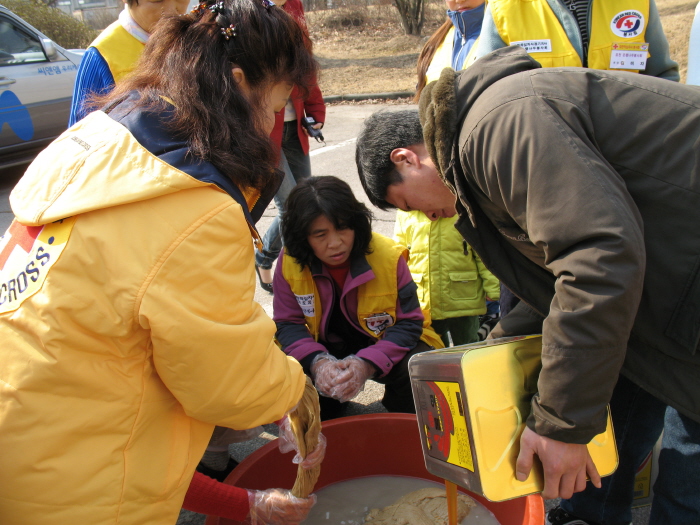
[0,104,651,525]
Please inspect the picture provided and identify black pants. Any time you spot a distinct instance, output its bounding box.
[316,340,433,420]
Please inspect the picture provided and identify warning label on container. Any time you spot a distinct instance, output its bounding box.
[415,380,474,472]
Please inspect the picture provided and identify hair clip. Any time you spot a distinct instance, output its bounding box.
[209,1,226,14]
[261,0,275,9]
[220,24,237,40]
[190,0,226,15]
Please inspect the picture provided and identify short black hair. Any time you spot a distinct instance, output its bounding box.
[355,109,424,210]
[282,176,374,269]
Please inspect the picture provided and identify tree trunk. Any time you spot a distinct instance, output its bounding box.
[393,0,425,36]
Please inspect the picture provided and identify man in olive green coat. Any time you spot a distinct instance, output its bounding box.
[356,47,700,525]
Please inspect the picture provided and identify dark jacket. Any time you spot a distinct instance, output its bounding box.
[419,46,700,443]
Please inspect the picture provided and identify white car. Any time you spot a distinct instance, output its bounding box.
[0,6,84,169]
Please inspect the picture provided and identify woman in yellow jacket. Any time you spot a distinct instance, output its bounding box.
[0,1,321,524]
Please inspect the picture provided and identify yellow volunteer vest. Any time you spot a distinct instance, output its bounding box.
[489,0,649,72]
[91,20,145,83]
[281,233,444,349]
[425,27,480,84]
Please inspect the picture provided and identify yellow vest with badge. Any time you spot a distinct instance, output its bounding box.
[281,233,444,349]
[91,20,145,83]
[489,0,649,73]
[425,28,480,84]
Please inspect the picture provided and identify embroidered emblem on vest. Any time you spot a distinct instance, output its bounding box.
[611,10,645,38]
[364,312,394,335]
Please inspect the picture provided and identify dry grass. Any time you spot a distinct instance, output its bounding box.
[307,2,447,95]
[307,0,696,97]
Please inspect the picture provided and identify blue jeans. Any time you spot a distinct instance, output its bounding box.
[560,374,700,525]
[256,121,311,269]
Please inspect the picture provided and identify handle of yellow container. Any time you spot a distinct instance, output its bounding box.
[445,480,458,525]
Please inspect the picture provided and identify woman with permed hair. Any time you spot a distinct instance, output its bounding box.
[0,1,324,523]
[273,176,444,420]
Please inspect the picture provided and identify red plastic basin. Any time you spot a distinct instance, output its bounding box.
[205,413,544,525]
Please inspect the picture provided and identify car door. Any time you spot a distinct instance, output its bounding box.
[0,11,77,165]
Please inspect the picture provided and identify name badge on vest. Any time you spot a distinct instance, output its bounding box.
[510,39,552,54]
[294,293,315,317]
[364,312,394,335]
[610,42,648,70]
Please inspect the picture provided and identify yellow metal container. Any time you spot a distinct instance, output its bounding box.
[409,335,618,502]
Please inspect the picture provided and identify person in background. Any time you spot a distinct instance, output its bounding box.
[394,208,499,346]
[414,0,485,100]
[355,47,700,525]
[474,0,678,80]
[0,1,322,523]
[688,1,700,85]
[69,0,190,125]
[471,0,679,328]
[255,0,325,294]
[399,0,499,347]
[273,176,444,420]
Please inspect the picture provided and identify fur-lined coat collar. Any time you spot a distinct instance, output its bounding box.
[418,47,541,222]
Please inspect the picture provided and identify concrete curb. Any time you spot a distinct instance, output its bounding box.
[323,91,415,103]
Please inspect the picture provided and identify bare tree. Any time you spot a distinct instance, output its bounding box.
[393,0,425,35]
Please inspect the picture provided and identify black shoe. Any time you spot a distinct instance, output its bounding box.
[195,456,239,482]
[546,506,600,525]
[255,266,273,294]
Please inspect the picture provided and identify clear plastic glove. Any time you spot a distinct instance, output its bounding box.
[247,488,316,525]
[326,354,375,403]
[309,354,346,397]
[277,415,327,469]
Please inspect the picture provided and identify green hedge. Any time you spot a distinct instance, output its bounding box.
[3,0,97,49]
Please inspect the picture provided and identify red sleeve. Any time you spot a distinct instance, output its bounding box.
[182,471,251,521]
[283,0,307,27]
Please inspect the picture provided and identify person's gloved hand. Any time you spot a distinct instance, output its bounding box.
[247,488,316,525]
[327,354,375,403]
[309,354,345,397]
[276,415,327,469]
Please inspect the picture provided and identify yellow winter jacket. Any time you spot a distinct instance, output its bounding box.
[0,100,305,524]
[394,212,500,319]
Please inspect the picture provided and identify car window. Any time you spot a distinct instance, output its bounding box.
[0,17,45,66]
